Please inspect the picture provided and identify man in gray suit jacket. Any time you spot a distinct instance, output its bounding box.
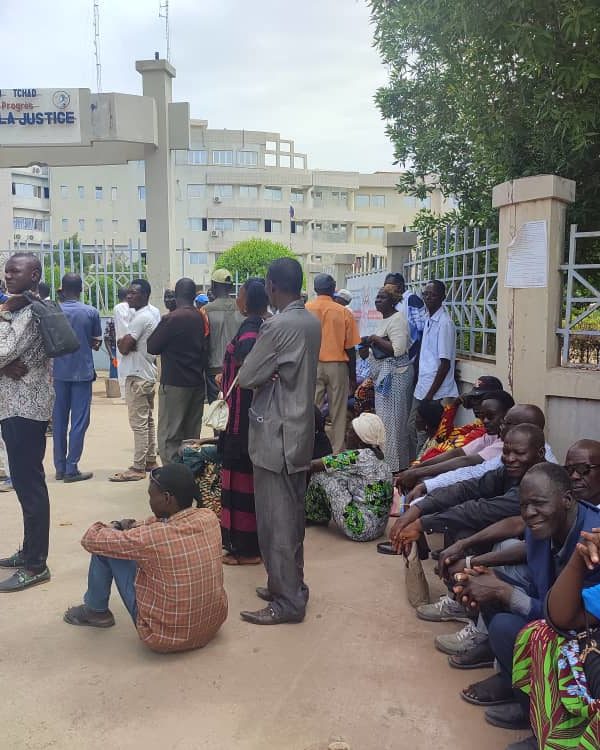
[238,258,321,625]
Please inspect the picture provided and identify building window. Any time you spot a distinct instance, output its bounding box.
[111,187,118,201]
[355,194,369,208]
[13,216,49,231]
[137,185,146,200]
[78,219,85,232]
[95,218,104,232]
[239,185,258,199]
[418,197,431,209]
[175,149,208,165]
[370,226,385,240]
[189,252,208,265]
[264,186,282,201]
[355,226,369,240]
[60,185,69,199]
[403,196,417,208]
[371,194,385,208]
[138,219,147,233]
[291,189,304,203]
[188,217,204,231]
[213,218,234,231]
[331,191,347,203]
[186,184,204,198]
[237,150,258,166]
[95,186,103,200]
[240,219,260,231]
[77,185,85,199]
[44,186,49,199]
[212,150,233,166]
[265,219,282,234]
[292,221,304,235]
[12,183,37,198]
[112,219,119,231]
[61,218,69,232]
[213,184,233,199]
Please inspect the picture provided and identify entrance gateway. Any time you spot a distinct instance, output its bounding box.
[0,59,191,295]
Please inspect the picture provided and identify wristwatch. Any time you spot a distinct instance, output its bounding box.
[465,555,474,570]
[0,310,12,322]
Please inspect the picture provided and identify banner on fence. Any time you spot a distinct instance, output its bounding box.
[345,271,386,337]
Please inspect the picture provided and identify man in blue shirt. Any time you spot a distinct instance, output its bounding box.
[53,274,102,482]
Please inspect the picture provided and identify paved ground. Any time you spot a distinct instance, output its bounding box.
[0,383,530,750]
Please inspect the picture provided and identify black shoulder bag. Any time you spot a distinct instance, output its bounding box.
[23,292,80,358]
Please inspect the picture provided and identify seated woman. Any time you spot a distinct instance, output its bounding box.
[513,529,600,750]
[305,413,393,542]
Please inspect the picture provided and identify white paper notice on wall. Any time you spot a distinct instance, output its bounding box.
[505,220,548,288]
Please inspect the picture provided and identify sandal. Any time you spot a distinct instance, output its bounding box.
[460,674,515,706]
[109,469,145,482]
[222,554,262,566]
[63,604,115,628]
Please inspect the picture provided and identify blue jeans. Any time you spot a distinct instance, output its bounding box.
[53,379,93,475]
[84,554,138,622]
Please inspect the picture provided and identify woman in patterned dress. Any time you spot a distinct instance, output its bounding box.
[220,278,269,565]
[305,413,393,541]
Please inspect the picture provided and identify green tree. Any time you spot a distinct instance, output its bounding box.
[368,0,600,229]
[214,238,299,279]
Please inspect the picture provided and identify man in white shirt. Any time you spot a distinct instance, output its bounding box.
[110,279,159,482]
[409,280,458,457]
[114,287,160,398]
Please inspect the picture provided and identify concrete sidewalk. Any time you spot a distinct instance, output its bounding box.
[0,384,529,750]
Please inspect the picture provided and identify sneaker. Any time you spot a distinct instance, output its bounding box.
[0,567,51,592]
[63,471,93,483]
[0,550,24,568]
[0,478,13,492]
[416,594,471,623]
[435,621,489,655]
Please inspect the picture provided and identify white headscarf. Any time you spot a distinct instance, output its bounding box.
[351,413,386,451]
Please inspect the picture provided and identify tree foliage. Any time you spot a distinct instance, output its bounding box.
[369,0,600,228]
[214,238,299,279]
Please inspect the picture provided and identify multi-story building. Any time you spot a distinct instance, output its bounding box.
[1,120,452,284]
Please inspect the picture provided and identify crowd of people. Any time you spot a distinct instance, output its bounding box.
[0,251,599,748]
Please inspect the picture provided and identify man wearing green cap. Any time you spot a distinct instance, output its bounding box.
[203,268,243,403]
[63,463,228,653]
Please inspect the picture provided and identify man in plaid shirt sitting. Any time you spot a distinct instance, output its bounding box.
[63,464,228,653]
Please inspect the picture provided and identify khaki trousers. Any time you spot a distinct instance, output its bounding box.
[125,376,157,471]
[157,384,205,465]
[315,361,349,454]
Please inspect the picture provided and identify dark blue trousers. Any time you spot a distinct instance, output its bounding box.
[53,380,93,476]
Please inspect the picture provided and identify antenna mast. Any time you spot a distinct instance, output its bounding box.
[93,0,102,92]
[159,1,171,61]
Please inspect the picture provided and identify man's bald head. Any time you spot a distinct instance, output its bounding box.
[501,404,545,440]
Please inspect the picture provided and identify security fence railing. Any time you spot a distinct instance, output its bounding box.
[406,227,498,361]
[558,225,600,368]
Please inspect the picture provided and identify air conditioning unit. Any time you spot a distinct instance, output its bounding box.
[28,234,34,240]
[213,196,222,204]
[32,166,41,175]
[14,233,21,240]
[210,230,220,238]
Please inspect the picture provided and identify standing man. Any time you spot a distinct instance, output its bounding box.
[53,273,102,483]
[110,279,159,482]
[0,253,53,591]
[203,269,243,403]
[238,257,321,625]
[410,280,458,457]
[113,287,132,399]
[384,272,428,364]
[147,278,207,465]
[306,273,360,454]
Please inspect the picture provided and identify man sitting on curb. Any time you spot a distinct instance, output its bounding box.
[64,464,228,653]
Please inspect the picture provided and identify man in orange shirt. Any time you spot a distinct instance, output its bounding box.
[306,274,361,453]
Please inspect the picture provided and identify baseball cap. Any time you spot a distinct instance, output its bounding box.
[334,288,352,303]
[211,268,233,284]
[195,293,209,305]
[463,375,504,399]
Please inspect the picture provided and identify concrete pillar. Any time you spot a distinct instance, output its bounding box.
[332,255,354,290]
[136,58,178,303]
[492,175,575,406]
[385,231,417,276]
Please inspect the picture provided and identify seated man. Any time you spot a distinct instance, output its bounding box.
[407,404,556,501]
[434,438,600,666]
[451,462,600,745]
[63,464,228,653]
[398,390,515,490]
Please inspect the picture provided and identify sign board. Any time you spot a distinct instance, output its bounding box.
[0,88,81,145]
[345,271,386,337]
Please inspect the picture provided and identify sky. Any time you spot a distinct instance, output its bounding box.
[0,0,397,173]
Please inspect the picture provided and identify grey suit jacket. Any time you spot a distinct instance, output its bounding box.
[238,299,321,474]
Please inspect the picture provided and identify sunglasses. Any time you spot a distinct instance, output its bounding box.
[565,463,600,477]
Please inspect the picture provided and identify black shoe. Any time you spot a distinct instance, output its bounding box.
[55,472,64,481]
[256,586,273,602]
[240,605,304,625]
[448,642,496,670]
[305,518,329,527]
[64,604,115,628]
[0,550,25,568]
[377,541,398,555]
[0,567,50,592]
[485,701,530,730]
[63,471,93,483]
